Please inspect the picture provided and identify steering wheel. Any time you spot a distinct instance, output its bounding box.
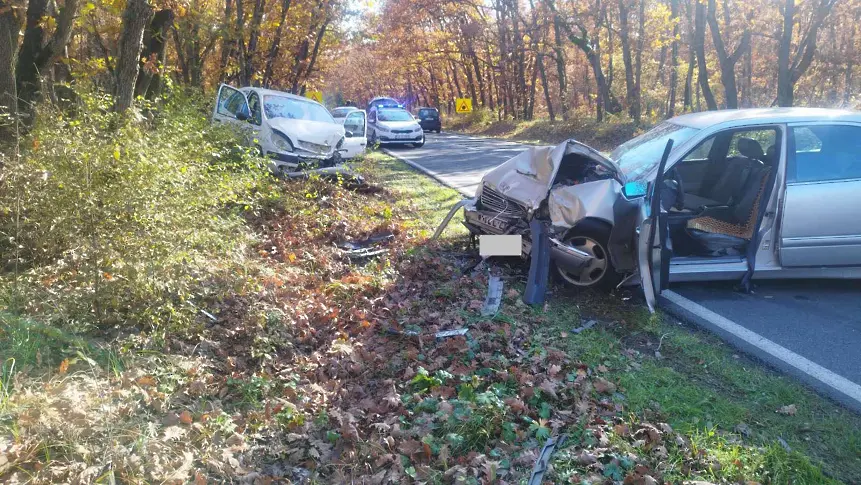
[664,168,685,210]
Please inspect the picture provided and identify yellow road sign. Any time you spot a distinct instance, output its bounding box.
[305,90,323,103]
[456,97,473,113]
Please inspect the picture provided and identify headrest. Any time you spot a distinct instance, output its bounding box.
[737,138,764,160]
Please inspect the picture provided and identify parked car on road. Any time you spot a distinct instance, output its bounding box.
[330,106,359,121]
[367,97,402,111]
[368,107,425,148]
[212,85,366,173]
[453,108,861,311]
[417,107,442,133]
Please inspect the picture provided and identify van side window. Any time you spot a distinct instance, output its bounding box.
[789,125,861,183]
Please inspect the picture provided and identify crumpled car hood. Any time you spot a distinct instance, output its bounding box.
[481,139,621,211]
[269,118,344,149]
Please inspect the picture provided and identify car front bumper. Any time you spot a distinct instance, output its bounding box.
[265,150,339,172]
[378,134,423,144]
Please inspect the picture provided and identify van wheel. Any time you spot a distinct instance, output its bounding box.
[552,220,620,291]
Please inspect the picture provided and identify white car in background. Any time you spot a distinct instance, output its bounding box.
[331,106,359,121]
[212,85,367,173]
[368,107,425,148]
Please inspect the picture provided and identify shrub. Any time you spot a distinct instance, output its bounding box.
[0,88,278,335]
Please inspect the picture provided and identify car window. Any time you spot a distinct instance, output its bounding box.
[377,109,413,122]
[790,125,861,183]
[609,122,700,180]
[727,129,775,158]
[419,109,438,118]
[263,95,334,123]
[217,86,248,119]
[247,91,262,125]
[344,112,365,137]
[681,137,714,162]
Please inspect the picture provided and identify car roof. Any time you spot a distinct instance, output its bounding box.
[332,106,358,111]
[670,107,861,129]
[418,107,438,110]
[241,87,321,104]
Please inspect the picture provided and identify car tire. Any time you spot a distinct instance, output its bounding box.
[552,220,620,291]
[368,131,379,150]
[412,137,425,148]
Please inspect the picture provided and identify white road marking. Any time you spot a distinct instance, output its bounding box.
[663,290,861,408]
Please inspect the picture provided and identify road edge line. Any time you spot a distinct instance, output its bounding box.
[661,290,861,413]
[381,147,473,197]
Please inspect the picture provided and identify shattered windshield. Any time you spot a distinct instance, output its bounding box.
[263,95,334,123]
[610,122,700,180]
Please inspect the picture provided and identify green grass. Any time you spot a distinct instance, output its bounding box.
[368,152,861,484]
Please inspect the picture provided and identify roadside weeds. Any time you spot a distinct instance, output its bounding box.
[0,150,858,484]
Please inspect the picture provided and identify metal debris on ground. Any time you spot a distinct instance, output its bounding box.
[777,437,792,452]
[571,319,597,334]
[481,275,504,317]
[527,434,567,485]
[337,231,394,260]
[435,328,469,340]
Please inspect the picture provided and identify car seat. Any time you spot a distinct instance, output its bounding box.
[683,137,765,210]
[685,163,771,255]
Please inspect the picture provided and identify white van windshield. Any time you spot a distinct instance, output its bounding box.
[264,96,334,123]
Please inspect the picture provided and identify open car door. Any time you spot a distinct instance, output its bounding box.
[213,84,250,127]
[340,110,367,159]
[636,140,674,312]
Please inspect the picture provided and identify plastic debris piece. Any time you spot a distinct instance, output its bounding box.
[527,434,567,485]
[435,328,468,340]
[571,319,597,334]
[481,275,504,317]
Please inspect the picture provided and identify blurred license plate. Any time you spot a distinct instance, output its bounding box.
[395,134,412,139]
[480,235,522,256]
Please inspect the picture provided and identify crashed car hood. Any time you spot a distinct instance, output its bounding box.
[481,140,621,210]
[268,118,345,151]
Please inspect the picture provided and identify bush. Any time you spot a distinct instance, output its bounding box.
[0,88,278,335]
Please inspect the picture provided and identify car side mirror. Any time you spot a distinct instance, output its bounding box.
[236,112,249,121]
[621,180,648,199]
[345,131,354,138]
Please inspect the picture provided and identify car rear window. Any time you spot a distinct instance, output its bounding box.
[419,109,438,118]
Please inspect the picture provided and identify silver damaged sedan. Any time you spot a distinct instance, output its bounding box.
[458,108,861,311]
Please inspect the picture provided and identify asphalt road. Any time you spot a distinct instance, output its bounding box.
[387,131,861,409]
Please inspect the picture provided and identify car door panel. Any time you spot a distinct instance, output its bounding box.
[341,111,367,158]
[213,84,257,145]
[781,179,861,266]
[780,123,861,267]
[637,140,675,313]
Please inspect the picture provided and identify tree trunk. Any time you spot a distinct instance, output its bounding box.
[114,0,152,113]
[299,14,330,93]
[706,0,749,108]
[219,0,234,81]
[634,0,645,120]
[693,0,717,110]
[135,9,174,99]
[263,0,292,87]
[667,0,679,116]
[0,0,21,136]
[845,19,857,106]
[682,0,695,110]
[15,0,79,127]
[243,0,265,85]
[547,0,569,119]
[778,0,836,107]
[538,54,555,121]
[619,0,636,117]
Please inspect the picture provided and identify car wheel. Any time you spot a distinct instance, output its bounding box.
[553,220,620,291]
[412,138,425,148]
[368,131,378,149]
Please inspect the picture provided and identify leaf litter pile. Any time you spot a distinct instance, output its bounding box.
[1,173,784,484]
